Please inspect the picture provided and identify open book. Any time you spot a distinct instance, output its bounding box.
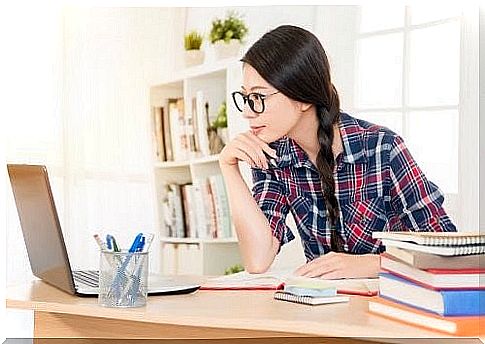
[200,269,379,296]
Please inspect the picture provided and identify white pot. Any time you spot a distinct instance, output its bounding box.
[213,39,242,60]
[185,49,205,67]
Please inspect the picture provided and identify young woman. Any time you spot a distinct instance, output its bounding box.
[219,25,456,279]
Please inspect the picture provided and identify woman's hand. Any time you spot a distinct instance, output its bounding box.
[294,252,380,279]
[219,131,278,170]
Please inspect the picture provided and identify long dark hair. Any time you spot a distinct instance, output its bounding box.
[241,25,343,251]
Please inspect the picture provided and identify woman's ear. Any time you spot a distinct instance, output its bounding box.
[300,102,313,113]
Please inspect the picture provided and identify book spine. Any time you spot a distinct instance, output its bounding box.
[441,290,485,316]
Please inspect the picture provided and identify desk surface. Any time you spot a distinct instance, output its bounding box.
[7,279,473,341]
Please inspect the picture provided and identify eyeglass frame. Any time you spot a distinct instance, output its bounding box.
[231,90,280,114]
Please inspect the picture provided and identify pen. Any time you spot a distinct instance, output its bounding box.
[106,234,113,251]
[111,236,120,252]
[143,233,155,253]
[136,236,146,252]
[94,234,108,251]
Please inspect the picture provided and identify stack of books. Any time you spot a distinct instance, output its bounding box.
[369,232,485,336]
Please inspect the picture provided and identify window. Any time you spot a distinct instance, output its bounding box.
[354,5,462,194]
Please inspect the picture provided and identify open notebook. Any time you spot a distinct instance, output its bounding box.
[201,269,379,296]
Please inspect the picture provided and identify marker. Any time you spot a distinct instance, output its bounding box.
[93,234,108,251]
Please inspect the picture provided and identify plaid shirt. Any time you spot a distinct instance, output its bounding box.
[251,112,456,261]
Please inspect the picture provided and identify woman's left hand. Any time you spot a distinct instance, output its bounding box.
[294,252,380,279]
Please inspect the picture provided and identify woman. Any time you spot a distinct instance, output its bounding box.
[219,25,456,279]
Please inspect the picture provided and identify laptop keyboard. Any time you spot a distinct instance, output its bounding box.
[73,270,99,288]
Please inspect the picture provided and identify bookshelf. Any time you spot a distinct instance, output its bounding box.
[150,57,244,275]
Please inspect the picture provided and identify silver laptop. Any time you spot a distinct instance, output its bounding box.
[7,164,200,296]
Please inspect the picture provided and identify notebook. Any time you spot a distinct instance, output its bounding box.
[274,290,349,305]
[7,164,201,296]
[372,231,485,246]
[379,239,485,256]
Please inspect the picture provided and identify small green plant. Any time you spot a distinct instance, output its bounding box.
[209,11,248,44]
[184,30,203,51]
[211,102,227,129]
[224,263,244,275]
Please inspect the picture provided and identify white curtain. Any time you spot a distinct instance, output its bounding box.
[5,7,184,285]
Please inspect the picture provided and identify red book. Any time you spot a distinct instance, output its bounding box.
[380,254,485,290]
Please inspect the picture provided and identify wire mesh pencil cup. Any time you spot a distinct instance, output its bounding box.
[98,250,148,308]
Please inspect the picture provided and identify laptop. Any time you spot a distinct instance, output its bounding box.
[7,164,200,296]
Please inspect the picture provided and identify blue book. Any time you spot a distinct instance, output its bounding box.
[379,272,485,316]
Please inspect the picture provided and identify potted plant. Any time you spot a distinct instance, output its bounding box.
[184,30,204,67]
[212,101,228,144]
[209,11,248,60]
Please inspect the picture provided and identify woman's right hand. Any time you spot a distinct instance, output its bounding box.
[219,131,278,170]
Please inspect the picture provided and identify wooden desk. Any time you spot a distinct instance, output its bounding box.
[6,280,484,343]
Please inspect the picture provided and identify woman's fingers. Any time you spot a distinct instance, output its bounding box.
[235,134,268,169]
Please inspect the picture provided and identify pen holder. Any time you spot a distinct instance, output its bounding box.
[98,250,148,308]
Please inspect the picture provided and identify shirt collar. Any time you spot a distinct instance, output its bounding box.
[268,112,367,170]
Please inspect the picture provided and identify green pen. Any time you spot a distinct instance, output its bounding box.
[111,236,120,252]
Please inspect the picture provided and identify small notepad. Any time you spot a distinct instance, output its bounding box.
[274,291,350,306]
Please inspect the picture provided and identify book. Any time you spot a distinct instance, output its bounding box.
[373,231,485,246]
[274,291,349,306]
[380,254,484,290]
[379,272,485,316]
[368,297,484,336]
[384,246,484,270]
[201,270,379,296]
[152,106,165,161]
[162,101,173,161]
[380,239,485,256]
[194,90,210,156]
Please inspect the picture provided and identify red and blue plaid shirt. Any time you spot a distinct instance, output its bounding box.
[251,112,456,261]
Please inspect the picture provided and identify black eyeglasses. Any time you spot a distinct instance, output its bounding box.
[231,91,280,114]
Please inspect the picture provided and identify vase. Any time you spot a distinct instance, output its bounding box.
[213,39,241,60]
[185,49,205,67]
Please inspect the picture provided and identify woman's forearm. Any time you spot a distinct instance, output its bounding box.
[220,164,279,273]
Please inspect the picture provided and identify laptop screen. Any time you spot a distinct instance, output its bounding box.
[7,164,76,294]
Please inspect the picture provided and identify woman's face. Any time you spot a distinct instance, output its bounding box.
[240,63,303,143]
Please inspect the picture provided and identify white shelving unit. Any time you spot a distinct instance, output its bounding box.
[150,57,247,276]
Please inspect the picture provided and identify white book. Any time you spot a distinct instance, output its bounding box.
[380,239,485,256]
[373,231,485,246]
[195,91,210,156]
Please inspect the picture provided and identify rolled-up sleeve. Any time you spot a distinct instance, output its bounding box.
[251,168,294,250]
[388,135,457,232]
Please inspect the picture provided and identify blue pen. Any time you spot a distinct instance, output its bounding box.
[136,236,146,252]
[106,235,113,251]
[111,233,144,300]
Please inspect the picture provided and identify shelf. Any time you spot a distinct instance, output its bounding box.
[155,154,220,169]
[153,57,240,86]
[160,237,238,244]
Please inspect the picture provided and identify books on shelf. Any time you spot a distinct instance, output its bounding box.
[153,91,213,163]
[162,175,232,240]
[162,184,185,238]
[368,297,483,336]
[379,272,485,316]
[384,246,484,270]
